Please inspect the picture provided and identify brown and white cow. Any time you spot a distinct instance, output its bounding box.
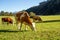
[32,15,42,22]
[15,11,36,31]
[2,17,13,25]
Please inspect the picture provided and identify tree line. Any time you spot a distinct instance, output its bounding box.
[0,11,36,17]
[0,11,15,16]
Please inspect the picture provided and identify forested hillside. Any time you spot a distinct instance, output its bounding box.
[26,0,60,15]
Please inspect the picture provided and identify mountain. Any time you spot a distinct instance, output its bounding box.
[26,0,60,15]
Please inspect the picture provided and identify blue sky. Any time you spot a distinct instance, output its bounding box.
[0,0,47,12]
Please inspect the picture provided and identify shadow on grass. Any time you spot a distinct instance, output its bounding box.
[0,30,18,32]
[36,20,60,23]
[43,20,60,23]
[0,30,29,32]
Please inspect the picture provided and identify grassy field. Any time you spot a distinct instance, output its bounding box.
[0,15,60,40]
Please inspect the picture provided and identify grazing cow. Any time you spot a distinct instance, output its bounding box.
[2,17,13,25]
[15,11,36,31]
[32,15,42,22]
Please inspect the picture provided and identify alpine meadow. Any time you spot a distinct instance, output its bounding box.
[0,15,60,40]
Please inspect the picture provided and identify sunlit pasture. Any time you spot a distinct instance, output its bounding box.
[0,15,60,40]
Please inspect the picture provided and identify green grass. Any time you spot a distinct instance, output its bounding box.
[0,15,60,40]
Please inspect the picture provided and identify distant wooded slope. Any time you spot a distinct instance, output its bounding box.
[26,0,60,15]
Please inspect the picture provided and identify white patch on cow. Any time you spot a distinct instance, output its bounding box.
[25,26,28,30]
[18,23,20,30]
[12,22,14,26]
[32,22,36,31]
[32,22,35,28]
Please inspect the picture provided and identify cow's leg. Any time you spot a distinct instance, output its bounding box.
[7,22,9,25]
[18,23,22,31]
[12,22,14,26]
[18,23,20,30]
[15,21,17,25]
[20,22,22,31]
[32,22,36,31]
[25,24,28,30]
[2,21,4,24]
